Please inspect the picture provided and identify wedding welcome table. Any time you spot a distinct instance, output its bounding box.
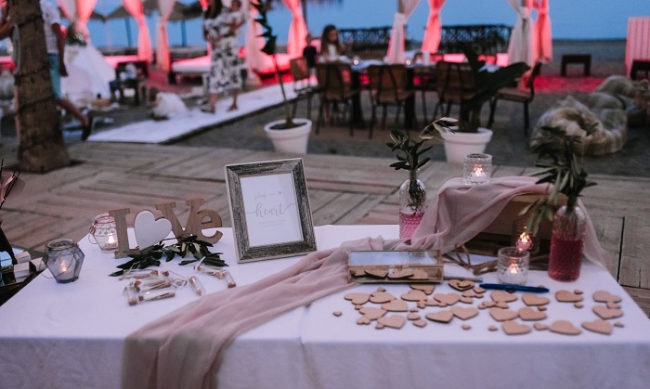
[1,225,650,389]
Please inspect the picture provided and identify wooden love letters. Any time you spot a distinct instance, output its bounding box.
[109,198,223,259]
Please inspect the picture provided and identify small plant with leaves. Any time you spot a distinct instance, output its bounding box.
[387,129,432,211]
[520,126,597,236]
[109,234,227,277]
[419,117,459,138]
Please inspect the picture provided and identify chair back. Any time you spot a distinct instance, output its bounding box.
[436,61,475,104]
[526,62,542,97]
[290,57,311,92]
[317,63,354,100]
[367,64,408,97]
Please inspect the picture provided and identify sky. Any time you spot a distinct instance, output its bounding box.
[84,0,650,48]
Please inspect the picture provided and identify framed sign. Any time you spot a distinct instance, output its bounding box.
[225,159,317,262]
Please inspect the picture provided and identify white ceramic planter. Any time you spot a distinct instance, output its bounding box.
[439,128,493,164]
[263,119,312,154]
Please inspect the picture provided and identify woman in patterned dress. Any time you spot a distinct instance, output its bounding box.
[202,0,246,113]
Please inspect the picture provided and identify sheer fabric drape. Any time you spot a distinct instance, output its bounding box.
[122,0,153,62]
[57,0,98,41]
[506,0,534,67]
[386,0,420,63]
[532,0,552,63]
[421,0,445,54]
[156,0,176,72]
[282,0,308,57]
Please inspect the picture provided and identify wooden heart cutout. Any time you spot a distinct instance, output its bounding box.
[425,299,440,307]
[407,312,421,321]
[522,293,550,306]
[134,210,172,249]
[369,291,396,304]
[489,307,519,322]
[344,292,370,305]
[606,301,621,309]
[401,290,428,302]
[502,320,532,335]
[495,301,509,309]
[426,310,454,323]
[356,316,371,325]
[459,296,473,304]
[448,279,474,291]
[381,299,409,312]
[490,290,518,303]
[556,289,583,303]
[434,293,460,306]
[479,301,496,309]
[462,290,477,298]
[593,290,622,304]
[533,323,549,331]
[473,286,486,294]
[387,269,414,279]
[582,319,613,335]
[365,269,388,278]
[450,306,479,320]
[593,306,623,320]
[550,320,581,335]
[413,320,427,328]
[359,307,386,320]
[518,307,547,321]
[411,284,435,295]
[377,315,406,329]
[409,269,429,280]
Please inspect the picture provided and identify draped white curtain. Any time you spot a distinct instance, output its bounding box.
[532,0,552,63]
[386,0,420,63]
[156,0,176,72]
[57,0,97,41]
[421,0,445,54]
[506,0,534,66]
[282,0,307,57]
[243,0,265,74]
[122,0,153,62]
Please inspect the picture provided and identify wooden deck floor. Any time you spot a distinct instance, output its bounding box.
[2,142,648,314]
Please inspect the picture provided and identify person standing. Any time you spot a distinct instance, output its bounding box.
[202,0,246,114]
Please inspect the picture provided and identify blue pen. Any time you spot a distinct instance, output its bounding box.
[479,283,550,293]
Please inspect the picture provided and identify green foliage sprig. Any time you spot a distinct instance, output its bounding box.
[387,130,431,211]
[109,235,226,277]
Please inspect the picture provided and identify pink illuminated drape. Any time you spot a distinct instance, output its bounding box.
[199,0,209,8]
[386,0,420,63]
[532,0,552,63]
[421,0,445,54]
[122,0,153,62]
[244,0,265,74]
[156,0,176,72]
[506,0,534,67]
[625,17,650,75]
[57,0,97,41]
[282,0,307,57]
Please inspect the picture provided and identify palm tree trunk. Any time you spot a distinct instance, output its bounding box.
[10,0,69,172]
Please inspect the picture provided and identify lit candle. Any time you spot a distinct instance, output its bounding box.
[471,166,488,183]
[497,247,530,285]
[463,154,492,185]
[516,231,532,252]
[106,234,118,249]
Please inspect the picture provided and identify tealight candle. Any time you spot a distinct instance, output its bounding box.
[463,153,492,185]
[89,213,119,251]
[44,239,85,284]
[497,247,530,285]
[511,218,540,255]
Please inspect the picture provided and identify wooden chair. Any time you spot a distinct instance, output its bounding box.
[113,61,149,105]
[315,62,360,136]
[410,51,440,123]
[366,64,417,139]
[487,62,542,136]
[289,57,317,120]
[433,61,477,119]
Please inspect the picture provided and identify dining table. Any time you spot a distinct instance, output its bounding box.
[1,225,649,389]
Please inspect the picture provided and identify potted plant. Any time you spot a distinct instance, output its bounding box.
[252,0,311,154]
[420,45,530,163]
[386,130,432,239]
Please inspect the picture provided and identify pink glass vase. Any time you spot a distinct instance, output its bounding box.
[548,205,586,282]
[399,172,426,240]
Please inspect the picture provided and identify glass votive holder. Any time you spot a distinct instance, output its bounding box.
[511,217,540,255]
[44,238,85,284]
[89,213,118,251]
[497,247,530,285]
[463,153,492,185]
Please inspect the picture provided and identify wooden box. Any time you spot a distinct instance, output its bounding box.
[348,251,444,284]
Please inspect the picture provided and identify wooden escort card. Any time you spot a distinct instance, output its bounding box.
[348,251,444,284]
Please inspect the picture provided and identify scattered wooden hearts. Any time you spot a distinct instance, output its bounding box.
[518,307,547,321]
[351,269,365,277]
[495,301,510,309]
[413,320,427,328]
[377,315,406,329]
[538,306,547,311]
[434,293,460,306]
[607,301,621,309]
[574,303,583,309]
[479,301,496,309]
[377,287,386,292]
[410,307,419,312]
[550,320,581,335]
[522,293,550,306]
[344,292,370,305]
[593,290,622,304]
[574,289,583,295]
[582,319,613,335]
[417,301,426,309]
[593,306,623,320]
[387,269,414,279]
[411,284,435,295]
[425,299,441,307]
[407,312,421,321]
[489,308,519,322]
[409,269,429,280]
[451,307,479,320]
[381,299,409,312]
[502,320,532,335]
[357,316,371,325]
[462,324,471,330]
[401,290,428,302]
[426,310,454,323]
[365,269,388,278]
[488,325,498,332]
[333,311,342,317]
[369,291,396,304]
[448,279,474,291]
[134,211,173,249]
[475,294,484,299]
[491,290,518,303]
[533,323,549,331]
[474,286,486,294]
[462,290,477,298]
[614,322,624,328]
[459,297,473,304]
[556,290,583,303]
[359,307,386,320]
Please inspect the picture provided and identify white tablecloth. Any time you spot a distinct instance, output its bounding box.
[1,225,649,389]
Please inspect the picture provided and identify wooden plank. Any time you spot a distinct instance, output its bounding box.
[619,216,650,289]
[336,195,385,225]
[622,286,650,317]
[311,192,373,226]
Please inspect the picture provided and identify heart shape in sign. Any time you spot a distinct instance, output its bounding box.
[593,290,622,304]
[411,284,435,295]
[593,306,624,320]
[381,299,409,312]
[344,292,370,305]
[502,320,532,335]
[448,279,474,291]
[550,320,581,335]
[401,290,428,302]
[426,310,454,323]
[489,307,519,322]
[450,306,479,320]
[582,319,613,335]
[377,315,406,329]
[555,289,583,303]
[134,211,173,249]
[522,293,550,306]
[518,307,547,321]
[490,290,518,303]
[359,307,386,320]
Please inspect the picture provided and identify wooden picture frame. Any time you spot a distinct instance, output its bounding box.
[225,159,317,263]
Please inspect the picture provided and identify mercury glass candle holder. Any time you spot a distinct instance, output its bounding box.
[497,247,530,285]
[463,153,492,185]
[89,213,119,251]
[44,239,85,284]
